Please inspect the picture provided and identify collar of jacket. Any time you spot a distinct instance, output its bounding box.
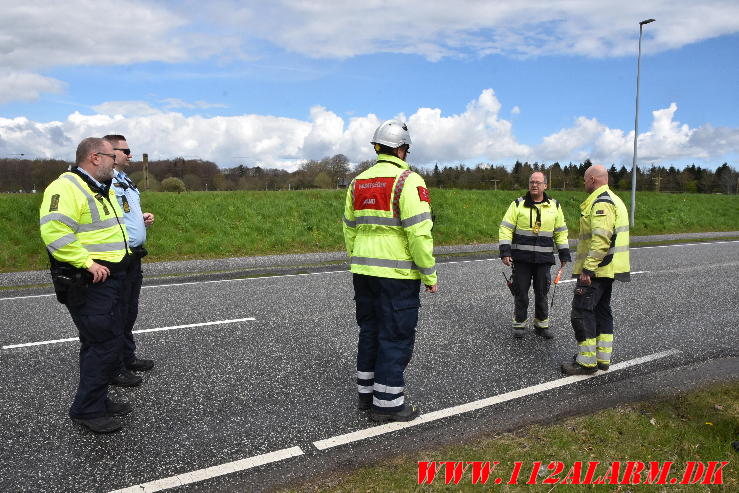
[523,191,550,208]
[376,153,409,170]
[580,184,610,212]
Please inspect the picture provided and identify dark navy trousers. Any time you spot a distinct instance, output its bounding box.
[353,274,420,412]
[119,254,143,368]
[67,270,126,419]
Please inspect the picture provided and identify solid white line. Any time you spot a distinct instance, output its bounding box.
[2,318,256,350]
[1,239,736,301]
[108,446,304,493]
[312,349,681,451]
[558,270,649,284]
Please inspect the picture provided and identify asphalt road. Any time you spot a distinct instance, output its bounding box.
[0,240,737,492]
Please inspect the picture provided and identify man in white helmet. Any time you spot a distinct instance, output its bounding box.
[343,119,438,422]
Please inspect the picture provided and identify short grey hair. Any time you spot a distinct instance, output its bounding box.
[75,137,107,165]
[530,171,547,184]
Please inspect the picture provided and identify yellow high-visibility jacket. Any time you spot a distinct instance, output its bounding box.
[343,154,437,286]
[498,192,571,265]
[40,169,129,268]
[572,185,630,281]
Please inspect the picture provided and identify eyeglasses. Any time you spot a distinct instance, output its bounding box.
[95,152,116,160]
[114,148,131,156]
[529,181,545,185]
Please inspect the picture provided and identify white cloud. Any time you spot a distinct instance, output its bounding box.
[511,106,521,115]
[1,90,737,168]
[3,1,739,104]
[0,72,66,103]
[207,1,739,60]
[160,98,227,110]
[92,101,162,117]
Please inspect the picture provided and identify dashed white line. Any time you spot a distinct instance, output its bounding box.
[312,349,681,450]
[2,317,256,350]
[108,446,304,493]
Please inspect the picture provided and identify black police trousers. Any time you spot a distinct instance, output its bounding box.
[353,274,420,412]
[67,270,126,419]
[119,252,144,369]
[512,262,551,324]
[570,277,614,342]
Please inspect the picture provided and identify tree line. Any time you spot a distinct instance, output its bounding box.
[1,155,737,194]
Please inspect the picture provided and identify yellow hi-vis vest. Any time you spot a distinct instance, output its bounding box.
[342,154,437,286]
[40,170,129,269]
[498,192,571,265]
[572,185,630,281]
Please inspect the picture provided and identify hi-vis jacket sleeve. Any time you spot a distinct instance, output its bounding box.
[39,180,93,269]
[498,201,518,258]
[400,173,437,286]
[583,202,616,275]
[553,205,571,263]
[342,180,357,257]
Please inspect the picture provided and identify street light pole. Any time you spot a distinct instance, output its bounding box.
[630,18,655,227]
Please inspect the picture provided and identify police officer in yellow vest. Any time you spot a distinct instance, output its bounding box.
[40,137,131,433]
[499,172,570,338]
[343,119,438,422]
[561,164,630,375]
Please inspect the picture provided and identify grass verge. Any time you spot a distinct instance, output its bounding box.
[2,189,738,272]
[285,381,738,492]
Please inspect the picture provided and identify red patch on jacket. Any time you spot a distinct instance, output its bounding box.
[354,177,395,211]
[417,186,430,204]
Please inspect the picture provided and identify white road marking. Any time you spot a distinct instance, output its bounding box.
[313,349,681,450]
[108,446,304,493]
[558,270,650,284]
[2,318,256,350]
[0,239,736,302]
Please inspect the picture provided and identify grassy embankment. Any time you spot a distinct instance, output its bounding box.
[2,189,738,273]
[283,381,738,492]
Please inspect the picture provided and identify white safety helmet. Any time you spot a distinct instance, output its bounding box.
[371,119,412,149]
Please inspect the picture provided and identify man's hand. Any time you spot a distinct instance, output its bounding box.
[502,256,512,267]
[87,262,110,283]
[143,212,155,227]
[424,284,438,293]
[578,272,591,286]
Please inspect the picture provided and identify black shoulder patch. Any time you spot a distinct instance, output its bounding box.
[49,194,60,212]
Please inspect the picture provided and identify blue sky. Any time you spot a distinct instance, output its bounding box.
[1,1,738,170]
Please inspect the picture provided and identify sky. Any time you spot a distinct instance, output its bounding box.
[1,0,738,171]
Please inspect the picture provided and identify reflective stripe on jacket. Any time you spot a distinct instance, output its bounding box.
[498,192,571,264]
[40,171,129,269]
[572,185,630,281]
[342,154,437,286]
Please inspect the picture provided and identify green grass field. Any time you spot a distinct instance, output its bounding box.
[283,381,738,492]
[2,189,738,273]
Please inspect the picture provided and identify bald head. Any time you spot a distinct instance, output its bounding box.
[584,164,608,192]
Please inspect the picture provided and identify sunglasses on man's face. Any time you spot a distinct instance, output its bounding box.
[114,148,131,156]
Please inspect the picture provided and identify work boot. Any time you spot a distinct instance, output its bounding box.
[111,370,143,387]
[597,361,610,371]
[561,361,597,375]
[371,403,420,422]
[71,416,123,434]
[512,327,525,338]
[106,400,132,417]
[126,358,155,372]
[358,393,372,410]
[534,326,554,339]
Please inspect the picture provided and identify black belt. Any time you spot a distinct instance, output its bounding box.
[130,245,148,258]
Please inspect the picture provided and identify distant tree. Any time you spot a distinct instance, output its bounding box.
[182,173,203,191]
[161,177,186,193]
[313,171,333,189]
